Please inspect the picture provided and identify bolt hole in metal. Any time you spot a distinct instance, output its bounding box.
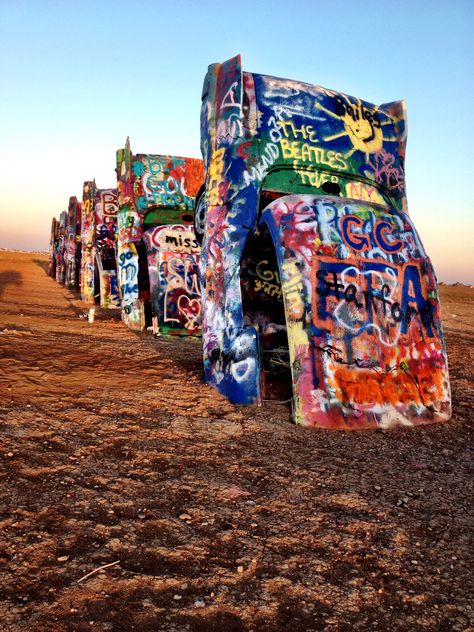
[321,181,341,195]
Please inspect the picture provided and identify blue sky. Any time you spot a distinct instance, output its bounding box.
[1,0,473,283]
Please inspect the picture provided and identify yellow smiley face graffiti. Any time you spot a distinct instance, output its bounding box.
[316,93,395,160]
[344,115,382,152]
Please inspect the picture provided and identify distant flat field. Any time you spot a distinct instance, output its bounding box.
[0,251,472,632]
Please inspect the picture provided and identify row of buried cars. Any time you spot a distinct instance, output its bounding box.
[49,146,203,334]
[49,55,451,430]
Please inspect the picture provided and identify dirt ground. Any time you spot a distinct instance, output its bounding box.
[0,251,472,632]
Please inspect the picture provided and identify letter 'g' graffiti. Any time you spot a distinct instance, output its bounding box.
[341,215,404,253]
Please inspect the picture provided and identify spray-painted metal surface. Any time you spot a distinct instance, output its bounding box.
[49,217,59,278]
[80,181,95,303]
[49,198,82,289]
[80,181,119,308]
[54,211,68,285]
[64,196,82,290]
[142,225,201,336]
[198,54,450,428]
[116,138,203,333]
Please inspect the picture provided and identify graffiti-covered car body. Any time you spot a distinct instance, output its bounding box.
[80,181,120,309]
[116,138,203,334]
[142,225,201,336]
[49,216,60,279]
[50,197,82,289]
[54,210,68,285]
[64,196,82,290]
[198,54,451,429]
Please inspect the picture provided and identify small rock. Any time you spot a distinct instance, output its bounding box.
[57,556,69,562]
[237,565,244,573]
[173,594,182,601]
[179,514,192,521]
[194,599,205,608]
[374,485,381,491]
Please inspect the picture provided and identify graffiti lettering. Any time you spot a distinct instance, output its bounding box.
[256,259,280,284]
[136,156,199,210]
[118,245,139,306]
[254,279,282,299]
[280,140,348,170]
[294,167,338,189]
[119,250,134,264]
[121,262,137,283]
[313,259,435,340]
[345,181,386,204]
[334,95,381,134]
[207,147,226,205]
[277,121,318,143]
[164,257,200,295]
[101,192,118,216]
[368,149,405,192]
[164,234,199,251]
[216,79,243,145]
[341,215,404,253]
[243,143,279,186]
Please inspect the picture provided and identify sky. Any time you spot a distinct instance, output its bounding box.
[0,0,473,284]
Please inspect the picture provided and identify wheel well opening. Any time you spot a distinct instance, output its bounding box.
[240,223,292,404]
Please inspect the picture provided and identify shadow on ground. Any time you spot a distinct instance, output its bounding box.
[33,258,50,275]
[0,270,23,299]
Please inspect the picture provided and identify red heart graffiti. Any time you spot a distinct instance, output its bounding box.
[177,295,201,319]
